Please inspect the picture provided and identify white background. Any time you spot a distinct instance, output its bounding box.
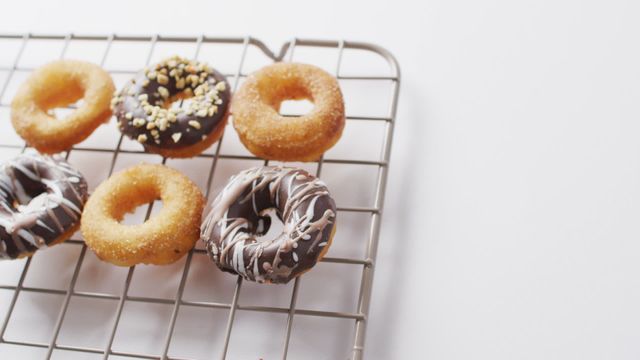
[1,0,640,359]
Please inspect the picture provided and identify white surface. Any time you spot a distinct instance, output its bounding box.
[1,0,640,359]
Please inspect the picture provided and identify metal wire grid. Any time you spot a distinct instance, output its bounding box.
[0,33,400,360]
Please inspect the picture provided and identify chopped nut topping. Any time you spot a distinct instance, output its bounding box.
[119,56,226,140]
[132,118,146,127]
[188,74,199,85]
[137,134,148,143]
[157,118,169,131]
[157,73,169,85]
[158,86,169,99]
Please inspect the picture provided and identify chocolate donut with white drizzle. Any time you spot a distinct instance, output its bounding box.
[201,166,337,284]
[0,153,88,259]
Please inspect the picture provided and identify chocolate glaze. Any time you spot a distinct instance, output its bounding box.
[112,56,230,150]
[201,167,337,284]
[0,153,88,259]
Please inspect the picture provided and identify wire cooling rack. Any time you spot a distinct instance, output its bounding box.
[0,33,399,360]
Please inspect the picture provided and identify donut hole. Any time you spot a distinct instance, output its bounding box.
[278,99,315,117]
[119,200,164,225]
[12,190,49,213]
[47,98,86,119]
[258,74,315,116]
[35,73,86,120]
[9,178,48,212]
[164,92,196,112]
[255,208,284,241]
[108,181,164,225]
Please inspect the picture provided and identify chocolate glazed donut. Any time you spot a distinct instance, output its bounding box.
[0,154,88,259]
[201,167,337,284]
[111,56,231,158]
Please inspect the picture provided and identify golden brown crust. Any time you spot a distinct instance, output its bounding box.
[231,62,345,162]
[15,223,80,259]
[80,163,204,266]
[10,60,115,154]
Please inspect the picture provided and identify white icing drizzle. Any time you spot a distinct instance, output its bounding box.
[201,166,336,283]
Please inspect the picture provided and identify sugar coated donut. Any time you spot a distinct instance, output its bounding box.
[201,166,337,284]
[11,60,115,154]
[0,153,88,259]
[231,62,345,162]
[81,163,204,266]
[112,56,231,158]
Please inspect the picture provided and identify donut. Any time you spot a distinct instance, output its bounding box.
[81,163,204,266]
[11,60,115,154]
[0,153,88,259]
[231,62,345,162]
[201,166,337,284]
[111,56,231,158]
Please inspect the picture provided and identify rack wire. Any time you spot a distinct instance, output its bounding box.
[0,33,400,360]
